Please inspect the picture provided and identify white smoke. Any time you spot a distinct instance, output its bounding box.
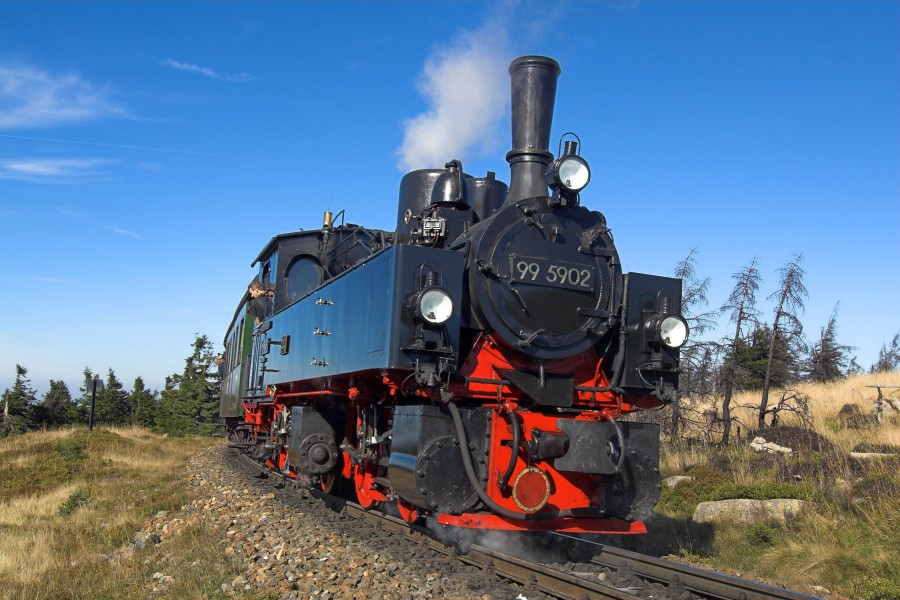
[396,20,511,172]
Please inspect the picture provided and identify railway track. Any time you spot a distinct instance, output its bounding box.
[230,449,822,600]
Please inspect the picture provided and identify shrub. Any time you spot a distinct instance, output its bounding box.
[746,524,776,547]
[850,575,900,600]
[852,470,900,502]
[58,489,89,516]
[52,437,84,462]
[656,463,810,517]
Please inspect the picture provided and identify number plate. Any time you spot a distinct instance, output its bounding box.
[510,255,596,292]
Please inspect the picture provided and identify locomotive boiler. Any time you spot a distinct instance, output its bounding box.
[220,56,687,534]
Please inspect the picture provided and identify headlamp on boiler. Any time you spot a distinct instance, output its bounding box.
[548,135,590,194]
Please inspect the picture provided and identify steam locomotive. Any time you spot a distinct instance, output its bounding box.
[220,56,687,534]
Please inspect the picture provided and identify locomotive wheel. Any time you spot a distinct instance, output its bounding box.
[353,465,384,509]
[320,471,347,495]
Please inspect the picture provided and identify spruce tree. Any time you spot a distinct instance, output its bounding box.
[75,367,96,427]
[1,365,38,437]
[719,257,761,444]
[759,255,807,429]
[728,324,799,392]
[158,336,221,436]
[871,333,900,373]
[671,248,718,437]
[806,305,851,383]
[37,380,75,428]
[94,369,131,426]
[675,248,718,395]
[130,377,158,428]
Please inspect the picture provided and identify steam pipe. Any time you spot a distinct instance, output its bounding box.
[505,56,561,204]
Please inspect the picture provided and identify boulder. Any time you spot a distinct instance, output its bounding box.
[750,436,792,455]
[692,498,807,525]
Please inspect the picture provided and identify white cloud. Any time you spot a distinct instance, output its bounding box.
[107,226,141,238]
[161,59,254,83]
[0,158,114,182]
[0,64,128,129]
[396,17,511,172]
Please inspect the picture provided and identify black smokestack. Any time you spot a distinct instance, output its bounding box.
[505,55,560,204]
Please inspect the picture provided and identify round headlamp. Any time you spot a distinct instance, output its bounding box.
[549,155,590,193]
[646,314,689,349]
[416,287,453,325]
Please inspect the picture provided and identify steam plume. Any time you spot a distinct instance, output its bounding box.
[396,20,510,172]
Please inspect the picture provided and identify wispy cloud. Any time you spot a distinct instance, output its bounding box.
[396,15,511,172]
[107,226,141,238]
[0,64,129,129]
[161,59,254,83]
[0,158,115,182]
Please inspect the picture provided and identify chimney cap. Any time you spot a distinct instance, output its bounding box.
[508,55,560,75]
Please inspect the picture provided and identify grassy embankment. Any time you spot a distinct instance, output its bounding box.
[653,371,900,600]
[2,375,898,599]
[0,427,252,599]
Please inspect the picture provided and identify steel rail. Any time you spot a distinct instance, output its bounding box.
[233,451,641,599]
[230,450,820,600]
[317,492,642,599]
[555,533,822,600]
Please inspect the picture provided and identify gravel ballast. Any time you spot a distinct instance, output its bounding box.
[135,444,530,600]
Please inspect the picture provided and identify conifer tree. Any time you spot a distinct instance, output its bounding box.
[130,377,158,428]
[1,365,37,437]
[674,248,719,394]
[37,380,75,428]
[74,367,96,427]
[94,369,131,426]
[871,332,900,373]
[157,335,221,436]
[806,304,851,383]
[671,248,718,437]
[759,255,807,429]
[719,257,761,444]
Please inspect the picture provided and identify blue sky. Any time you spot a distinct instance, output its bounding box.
[1,1,897,397]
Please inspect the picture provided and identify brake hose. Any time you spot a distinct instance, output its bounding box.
[498,409,520,492]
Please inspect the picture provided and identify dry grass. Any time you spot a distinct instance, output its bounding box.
[0,426,238,599]
[655,371,900,599]
[726,370,900,449]
[0,428,70,452]
[0,483,80,525]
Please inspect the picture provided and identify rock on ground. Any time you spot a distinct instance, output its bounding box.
[692,498,807,525]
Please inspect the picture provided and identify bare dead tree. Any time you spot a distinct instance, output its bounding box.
[670,248,719,438]
[759,255,807,429]
[675,247,719,340]
[719,257,761,444]
[744,387,812,430]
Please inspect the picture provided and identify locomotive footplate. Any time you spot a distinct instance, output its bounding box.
[436,513,647,534]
